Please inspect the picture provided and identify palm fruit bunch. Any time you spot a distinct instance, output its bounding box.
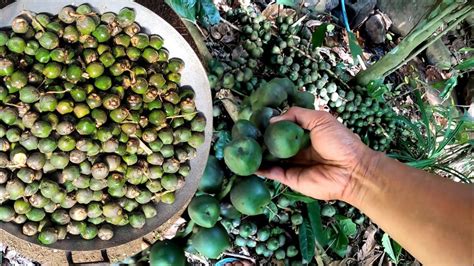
[221,219,300,263]
[184,154,301,263]
[207,8,273,92]
[221,78,311,176]
[208,8,397,151]
[0,4,206,245]
[222,191,303,264]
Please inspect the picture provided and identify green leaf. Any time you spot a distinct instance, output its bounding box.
[217,175,236,200]
[276,0,299,8]
[382,233,402,264]
[306,201,328,246]
[455,57,474,71]
[298,219,316,263]
[335,215,357,238]
[311,23,328,49]
[198,0,221,25]
[264,201,279,222]
[165,0,198,22]
[366,79,388,101]
[348,31,362,61]
[329,225,349,258]
[435,75,458,101]
[283,191,315,203]
[458,47,474,53]
[175,220,195,238]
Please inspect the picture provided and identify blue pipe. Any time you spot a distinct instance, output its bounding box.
[340,0,351,32]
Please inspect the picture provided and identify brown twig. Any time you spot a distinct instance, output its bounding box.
[166,112,198,119]
[43,89,71,95]
[220,17,241,32]
[222,252,257,264]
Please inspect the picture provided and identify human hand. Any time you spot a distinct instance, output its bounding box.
[258,107,376,201]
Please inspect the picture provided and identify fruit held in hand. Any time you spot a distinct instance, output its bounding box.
[264,120,305,159]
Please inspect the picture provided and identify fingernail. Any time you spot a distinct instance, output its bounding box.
[269,116,280,123]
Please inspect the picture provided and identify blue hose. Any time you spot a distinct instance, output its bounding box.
[340,0,351,32]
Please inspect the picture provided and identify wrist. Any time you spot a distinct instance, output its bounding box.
[340,147,384,208]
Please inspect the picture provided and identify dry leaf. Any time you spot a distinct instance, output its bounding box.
[162,217,187,239]
[331,47,355,65]
[328,258,356,266]
[316,47,337,66]
[306,19,324,27]
[375,10,392,30]
[356,225,379,262]
[262,4,296,21]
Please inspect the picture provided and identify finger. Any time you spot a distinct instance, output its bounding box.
[269,107,333,131]
[287,146,324,164]
[256,166,304,189]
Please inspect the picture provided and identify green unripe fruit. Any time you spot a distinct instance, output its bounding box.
[39,32,59,50]
[291,213,303,225]
[231,120,260,139]
[26,208,46,222]
[0,58,14,76]
[0,206,15,221]
[94,75,112,90]
[76,118,96,135]
[187,195,220,228]
[43,62,62,79]
[191,225,231,259]
[230,175,271,216]
[150,240,186,266]
[224,137,262,176]
[14,199,32,214]
[198,155,224,193]
[92,24,111,42]
[117,7,136,28]
[7,37,26,53]
[86,62,104,78]
[264,120,305,159]
[38,228,58,244]
[10,70,28,88]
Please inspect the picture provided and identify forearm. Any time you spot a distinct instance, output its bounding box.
[343,151,474,265]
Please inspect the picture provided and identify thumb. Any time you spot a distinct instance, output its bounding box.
[270,107,332,131]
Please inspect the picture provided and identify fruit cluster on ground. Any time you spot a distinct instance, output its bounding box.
[0,4,205,244]
[209,8,397,151]
[144,5,441,266]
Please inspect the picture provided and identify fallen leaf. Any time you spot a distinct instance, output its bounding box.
[238,0,251,8]
[328,258,356,266]
[306,19,323,28]
[162,217,187,239]
[210,26,223,40]
[356,225,379,262]
[331,47,355,65]
[262,3,296,20]
[375,10,392,30]
[316,47,337,66]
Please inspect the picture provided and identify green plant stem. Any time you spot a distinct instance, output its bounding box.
[355,2,471,86]
[388,6,472,78]
[181,20,213,65]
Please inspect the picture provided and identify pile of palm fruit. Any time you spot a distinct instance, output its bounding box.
[0,4,205,245]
